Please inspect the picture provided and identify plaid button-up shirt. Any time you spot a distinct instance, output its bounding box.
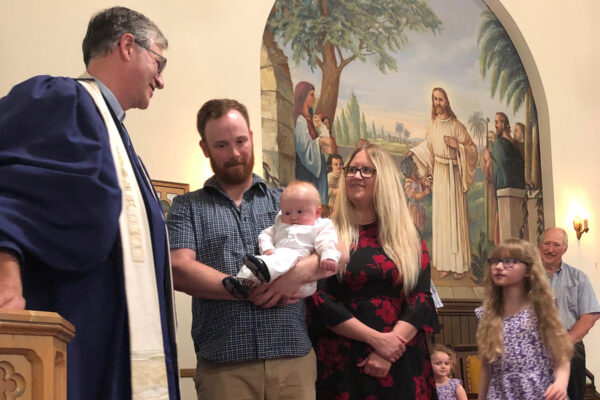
[167,174,312,362]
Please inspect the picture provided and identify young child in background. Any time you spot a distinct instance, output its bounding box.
[327,154,343,208]
[431,344,468,400]
[476,239,573,400]
[222,181,341,299]
[401,155,430,232]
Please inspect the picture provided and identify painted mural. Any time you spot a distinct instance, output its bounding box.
[260,0,543,295]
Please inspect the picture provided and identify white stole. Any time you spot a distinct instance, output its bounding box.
[78,80,169,399]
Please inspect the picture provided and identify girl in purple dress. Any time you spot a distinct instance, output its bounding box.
[476,239,573,400]
[430,344,467,400]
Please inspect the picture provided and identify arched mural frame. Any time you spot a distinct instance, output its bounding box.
[484,0,554,227]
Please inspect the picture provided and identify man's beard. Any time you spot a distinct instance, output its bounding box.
[210,152,255,185]
[435,105,445,116]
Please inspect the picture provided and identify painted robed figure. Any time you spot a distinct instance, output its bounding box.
[409,88,478,279]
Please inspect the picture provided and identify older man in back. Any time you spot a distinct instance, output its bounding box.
[0,7,178,399]
[540,227,600,400]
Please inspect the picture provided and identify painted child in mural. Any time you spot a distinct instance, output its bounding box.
[326,154,343,208]
[222,181,341,299]
[293,81,333,204]
[401,155,431,232]
[406,87,478,280]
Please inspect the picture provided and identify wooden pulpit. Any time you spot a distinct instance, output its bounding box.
[0,309,75,400]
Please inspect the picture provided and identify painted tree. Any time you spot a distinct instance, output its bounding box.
[340,109,350,145]
[360,113,369,139]
[266,0,442,123]
[468,110,488,150]
[478,10,540,188]
[346,92,361,145]
[403,127,411,143]
[395,122,404,142]
[371,121,377,140]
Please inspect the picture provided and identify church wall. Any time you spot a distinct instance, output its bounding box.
[1,1,599,398]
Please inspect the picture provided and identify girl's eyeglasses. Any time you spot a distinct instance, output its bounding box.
[487,258,529,269]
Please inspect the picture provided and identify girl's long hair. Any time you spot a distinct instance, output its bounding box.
[476,239,573,365]
[332,142,421,292]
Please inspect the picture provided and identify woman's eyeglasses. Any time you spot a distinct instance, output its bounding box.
[344,166,376,178]
[487,258,528,269]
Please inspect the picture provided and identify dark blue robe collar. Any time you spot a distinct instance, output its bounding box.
[80,71,125,123]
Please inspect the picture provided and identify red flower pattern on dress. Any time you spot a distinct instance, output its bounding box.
[407,291,428,306]
[379,374,394,388]
[413,360,435,399]
[334,392,350,400]
[358,225,379,248]
[371,254,398,278]
[365,395,378,400]
[346,269,368,291]
[375,300,397,324]
[312,293,326,306]
[317,337,349,379]
[420,240,430,270]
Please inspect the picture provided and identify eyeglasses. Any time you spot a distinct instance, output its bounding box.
[135,40,167,75]
[344,166,377,178]
[487,258,528,269]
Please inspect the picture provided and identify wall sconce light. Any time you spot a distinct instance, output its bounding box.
[573,216,589,240]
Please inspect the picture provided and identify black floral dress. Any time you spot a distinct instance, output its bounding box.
[307,223,440,400]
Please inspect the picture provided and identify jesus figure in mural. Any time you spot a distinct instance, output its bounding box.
[407,87,478,280]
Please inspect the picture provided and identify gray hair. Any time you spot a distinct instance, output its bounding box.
[82,6,168,66]
[540,227,568,248]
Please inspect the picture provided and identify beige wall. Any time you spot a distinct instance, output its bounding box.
[1,1,599,398]
[492,0,600,382]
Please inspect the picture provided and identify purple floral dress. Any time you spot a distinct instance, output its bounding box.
[436,378,462,400]
[475,306,554,399]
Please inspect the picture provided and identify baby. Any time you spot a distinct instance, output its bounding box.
[313,113,330,138]
[222,181,341,299]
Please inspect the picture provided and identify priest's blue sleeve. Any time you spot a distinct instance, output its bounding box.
[0,75,121,272]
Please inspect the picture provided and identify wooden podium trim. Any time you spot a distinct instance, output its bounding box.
[0,309,75,343]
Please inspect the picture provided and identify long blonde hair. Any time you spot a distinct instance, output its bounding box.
[332,143,421,292]
[476,239,573,365]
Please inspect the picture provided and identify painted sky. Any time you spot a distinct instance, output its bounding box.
[274,0,528,141]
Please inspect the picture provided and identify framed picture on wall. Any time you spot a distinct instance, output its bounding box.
[152,180,189,218]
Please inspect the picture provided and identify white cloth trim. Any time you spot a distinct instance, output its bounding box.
[78,80,169,399]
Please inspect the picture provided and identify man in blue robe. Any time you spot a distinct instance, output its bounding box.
[0,7,179,399]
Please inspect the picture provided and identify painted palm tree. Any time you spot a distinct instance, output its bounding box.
[478,10,540,188]
[468,110,488,151]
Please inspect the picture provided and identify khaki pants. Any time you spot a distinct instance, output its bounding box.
[195,349,316,400]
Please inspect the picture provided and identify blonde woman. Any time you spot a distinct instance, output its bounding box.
[308,143,440,399]
[476,239,573,400]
